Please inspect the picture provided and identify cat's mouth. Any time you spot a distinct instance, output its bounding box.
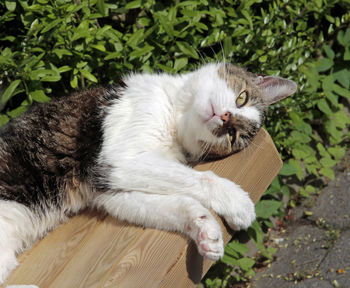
[212,122,238,146]
[227,126,237,145]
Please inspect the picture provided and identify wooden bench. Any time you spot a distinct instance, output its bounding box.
[2,129,282,288]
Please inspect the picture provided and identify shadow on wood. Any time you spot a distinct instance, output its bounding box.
[2,129,282,288]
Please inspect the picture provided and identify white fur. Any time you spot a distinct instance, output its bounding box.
[96,63,257,260]
[1,63,260,284]
[0,201,71,284]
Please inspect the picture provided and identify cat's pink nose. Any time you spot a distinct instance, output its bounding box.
[220,112,231,123]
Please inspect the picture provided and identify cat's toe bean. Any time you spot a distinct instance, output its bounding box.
[195,223,224,260]
[198,240,224,261]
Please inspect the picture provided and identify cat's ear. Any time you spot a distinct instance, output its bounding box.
[253,75,297,104]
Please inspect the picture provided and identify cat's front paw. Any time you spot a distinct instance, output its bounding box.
[202,173,256,231]
[189,212,224,261]
[223,191,256,231]
[195,224,224,260]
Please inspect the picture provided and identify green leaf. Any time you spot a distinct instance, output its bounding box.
[41,19,62,33]
[29,90,51,103]
[237,258,255,271]
[76,61,88,69]
[337,28,350,47]
[29,69,61,82]
[58,66,72,73]
[322,75,334,92]
[279,163,297,176]
[317,99,332,115]
[96,0,106,16]
[0,80,21,111]
[248,221,264,244]
[104,52,121,60]
[52,49,73,59]
[5,0,16,11]
[320,156,337,168]
[0,114,10,126]
[174,57,188,71]
[125,0,141,9]
[315,58,333,72]
[70,75,78,88]
[158,15,174,38]
[333,69,350,89]
[7,106,27,118]
[317,143,329,158]
[126,29,145,47]
[0,36,15,42]
[323,45,334,59]
[221,254,238,265]
[289,159,304,180]
[333,84,350,98]
[328,146,346,161]
[226,241,249,256]
[91,44,106,52]
[344,47,350,61]
[80,69,98,83]
[155,63,174,73]
[320,167,335,180]
[332,110,350,129]
[176,41,199,59]
[129,45,154,59]
[255,200,282,219]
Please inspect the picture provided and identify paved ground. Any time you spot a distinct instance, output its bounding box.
[248,150,350,288]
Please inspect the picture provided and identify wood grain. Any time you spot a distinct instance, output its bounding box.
[2,129,282,288]
[3,211,100,287]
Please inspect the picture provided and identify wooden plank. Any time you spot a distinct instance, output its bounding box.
[2,129,282,288]
[2,211,100,287]
[99,230,187,288]
[48,218,143,288]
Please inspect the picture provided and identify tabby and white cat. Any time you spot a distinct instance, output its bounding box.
[0,63,297,283]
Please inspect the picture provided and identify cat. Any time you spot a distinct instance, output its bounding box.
[0,62,297,284]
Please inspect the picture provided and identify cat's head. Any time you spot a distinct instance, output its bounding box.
[179,63,297,161]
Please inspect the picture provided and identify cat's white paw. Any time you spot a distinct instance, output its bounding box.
[190,214,224,260]
[0,248,18,285]
[196,227,224,260]
[223,191,256,231]
[202,173,256,231]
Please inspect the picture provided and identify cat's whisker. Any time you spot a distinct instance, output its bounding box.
[219,40,226,66]
[201,142,213,161]
[195,47,207,65]
[207,44,219,64]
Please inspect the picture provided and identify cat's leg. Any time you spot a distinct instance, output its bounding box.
[0,201,64,284]
[102,152,255,231]
[94,191,225,260]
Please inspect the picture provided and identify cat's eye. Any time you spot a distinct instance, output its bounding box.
[236,90,249,108]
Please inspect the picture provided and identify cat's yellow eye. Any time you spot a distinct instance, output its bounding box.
[236,90,249,108]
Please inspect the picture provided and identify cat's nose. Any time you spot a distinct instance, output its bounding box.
[220,112,231,123]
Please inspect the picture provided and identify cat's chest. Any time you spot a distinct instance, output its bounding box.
[101,86,186,162]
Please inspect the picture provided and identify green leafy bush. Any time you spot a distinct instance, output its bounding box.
[1,0,349,287]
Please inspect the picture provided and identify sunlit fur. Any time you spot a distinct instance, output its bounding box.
[0,63,297,284]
